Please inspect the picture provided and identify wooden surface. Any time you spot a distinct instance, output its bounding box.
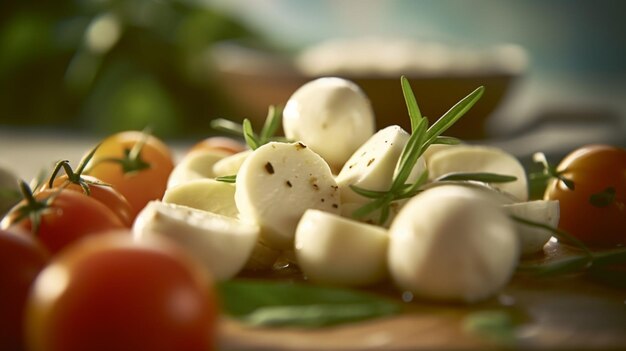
[218,242,626,350]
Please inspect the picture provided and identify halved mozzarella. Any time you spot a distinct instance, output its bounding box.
[295,209,388,287]
[335,125,427,204]
[426,145,528,201]
[167,149,230,189]
[502,200,559,255]
[163,178,238,218]
[133,201,259,280]
[212,150,252,178]
[235,142,341,250]
[283,77,375,172]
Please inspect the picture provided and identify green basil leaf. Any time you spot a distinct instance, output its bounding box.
[218,280,402,327]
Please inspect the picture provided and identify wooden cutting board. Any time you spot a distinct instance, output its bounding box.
[217,242,626,350]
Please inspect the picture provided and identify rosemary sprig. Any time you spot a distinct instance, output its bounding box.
[211,105,285,151]
[351,76,484,224]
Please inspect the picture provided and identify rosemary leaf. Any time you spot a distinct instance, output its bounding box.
[210,118,245,136]
[400,76,424,132]
[260,105,282,144]
[242,119,260,150]
[436,172,517,183]
[424,86,484,148]
[432,136,462,145]
[215,175,237,183]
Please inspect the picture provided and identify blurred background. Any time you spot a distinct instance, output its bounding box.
[1,0,625,159]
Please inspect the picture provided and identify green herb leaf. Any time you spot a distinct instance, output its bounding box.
[435,172,517,183]
[589,187,616,208]
[210,118,245,136]
[424,86,484,148]
[463,309,522,347]
[259,105,282,145]
[215,175,237,183]
[401,76,424,132]
[432,136,462,145]
[242,118,260,150]
[218,280,401,327]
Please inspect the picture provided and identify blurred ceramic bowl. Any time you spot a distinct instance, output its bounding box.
[209,38,527,140]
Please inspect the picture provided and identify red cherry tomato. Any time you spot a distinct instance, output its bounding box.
[85,131,175,219]
[25,232,218,351]
[0,229,50,351]
[1,188,126,254]
[544,144,626,247]
[43,174,133,227]
[189,136,247,155]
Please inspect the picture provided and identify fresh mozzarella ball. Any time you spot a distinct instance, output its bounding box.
[133,201,259,280]
[426,145,529,201]
[235,142,341,250]
[283,77,375,172]
[295,209,388,286]
[388,185,519,303]
[336,125,426,204]
[163,178,238,218]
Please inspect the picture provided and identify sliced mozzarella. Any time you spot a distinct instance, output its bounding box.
[133,201,259,280]
[163,178,238,218]
[421,143,460,163]
[235,142,341,250]
[502,200,559,256]
[335,125,427,204]
[426,145,528,201]
[388,185,519,303]
[212,150,252,178]
[283,77,375,172]
[167,149,230,189]
[295,209,388,287]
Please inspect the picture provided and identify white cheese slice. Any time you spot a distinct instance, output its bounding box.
[426,145,528,201]
[133,201,259,280]
[163,178,238,218]
[235,142,341,250]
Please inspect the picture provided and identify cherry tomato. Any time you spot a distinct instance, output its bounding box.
[1,188,126,255]
[85,131,175,219]
[544,144,626,247]
[189,136,246,155]
[25,232,218,351]
[43,174,133,227]
[0,229,50,351]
